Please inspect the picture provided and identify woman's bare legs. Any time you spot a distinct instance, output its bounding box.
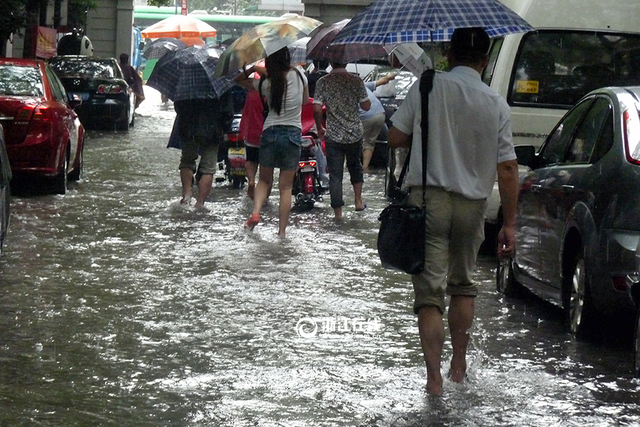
[277,169,295,237]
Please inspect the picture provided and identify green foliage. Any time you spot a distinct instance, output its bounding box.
[0,0,28,42]
[67,0,98,28]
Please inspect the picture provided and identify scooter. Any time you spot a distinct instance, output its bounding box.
[291,102,327,209]
[292,134,325,209]
[220,113,246,189]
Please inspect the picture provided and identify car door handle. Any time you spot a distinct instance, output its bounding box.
[561,185,574,192]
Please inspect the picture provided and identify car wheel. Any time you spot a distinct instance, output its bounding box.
[496,256,519,296]
[567,252,596,339]
[52,150,68,195]
[634,308,640,376]
[68,146,83,182]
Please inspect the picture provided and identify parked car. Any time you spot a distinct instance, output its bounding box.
[482,0,640,245]
[497,86,640,340]
[0,58,85,195]
[48,55,136,130]
[0,125,10,255]
[627,241,640,375]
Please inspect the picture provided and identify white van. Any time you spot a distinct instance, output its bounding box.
[483,0,640,234]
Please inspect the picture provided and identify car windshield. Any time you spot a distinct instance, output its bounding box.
[0,65,43,96]
[509,30,640,108]
[49,58,119,79]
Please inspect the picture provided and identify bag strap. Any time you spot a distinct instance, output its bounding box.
[418,69,436,209]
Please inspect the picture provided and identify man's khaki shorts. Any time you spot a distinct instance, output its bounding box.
[408,186,487,314]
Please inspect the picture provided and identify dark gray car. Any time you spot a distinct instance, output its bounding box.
[0,126,11,255]
[498,86,640,340]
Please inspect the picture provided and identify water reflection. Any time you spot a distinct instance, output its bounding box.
[0,88,639,426]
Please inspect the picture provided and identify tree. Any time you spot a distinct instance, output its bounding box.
[0,0,29,48]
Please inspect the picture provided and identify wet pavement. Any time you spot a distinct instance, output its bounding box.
[1,88,640,426]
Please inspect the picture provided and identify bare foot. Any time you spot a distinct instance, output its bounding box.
[426,380,443,396]
[180,195,192,205]
[449,368,466,383]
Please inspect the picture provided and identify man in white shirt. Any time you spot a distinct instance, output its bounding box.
[388,27,519,395]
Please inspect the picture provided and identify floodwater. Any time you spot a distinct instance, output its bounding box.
[1,88,640,426]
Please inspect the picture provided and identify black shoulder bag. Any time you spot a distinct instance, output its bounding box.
[377,69,435,275]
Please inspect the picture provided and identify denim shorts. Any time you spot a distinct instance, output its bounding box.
[259,125,301,171]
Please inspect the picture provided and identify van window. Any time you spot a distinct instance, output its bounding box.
[508,30,640,109]
[482,37,503,86]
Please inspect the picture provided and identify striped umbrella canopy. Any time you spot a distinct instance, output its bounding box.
[330,0,534,46]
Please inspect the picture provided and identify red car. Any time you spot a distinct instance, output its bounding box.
[0,58,85,194]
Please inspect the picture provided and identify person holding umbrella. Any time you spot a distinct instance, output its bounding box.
[388,28,519,395]
[236,47,309,237]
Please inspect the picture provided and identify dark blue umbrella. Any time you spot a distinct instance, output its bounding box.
[331,0,534,46]
[146,45,236,101]
[142,38,187,60]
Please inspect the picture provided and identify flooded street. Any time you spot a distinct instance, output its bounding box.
[1,88,640,426]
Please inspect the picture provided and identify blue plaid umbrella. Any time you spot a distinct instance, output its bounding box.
[147,45,236,101]
[142,38,187,60]
[330,0,534,46]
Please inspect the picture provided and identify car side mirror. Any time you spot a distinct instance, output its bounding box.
[515,145,537,168]
[68,93,82,109]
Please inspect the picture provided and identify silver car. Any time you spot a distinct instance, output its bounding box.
[498,86,640,340]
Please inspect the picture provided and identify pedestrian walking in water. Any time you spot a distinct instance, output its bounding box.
[236,47,309,237]
[388,27,519,395]
[239,89,265,200]
[174,90,234,209]
[313,62,370,220]
[119,53,145,109]
[360,73,396,171]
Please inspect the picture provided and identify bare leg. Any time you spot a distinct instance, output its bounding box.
[253,167,274,216]
[353,182,364,211]
[195,173,213,209]
[362,149,373,172]
[333,206,342,221]
[277,169,295,237]
[417,306,445,395]
[180,167,194,203]
[245,160,258,200]
[448,295,474,383]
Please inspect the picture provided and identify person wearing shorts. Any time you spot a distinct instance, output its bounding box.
[174,92,234,209]
[235,47,308,237]
[388,27,519,395]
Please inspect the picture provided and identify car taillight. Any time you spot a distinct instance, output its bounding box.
[15,105,51,123]
[611,275,629,292]
[97,84,124,94]
[225,132,243,143]
[624,109,640,165]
